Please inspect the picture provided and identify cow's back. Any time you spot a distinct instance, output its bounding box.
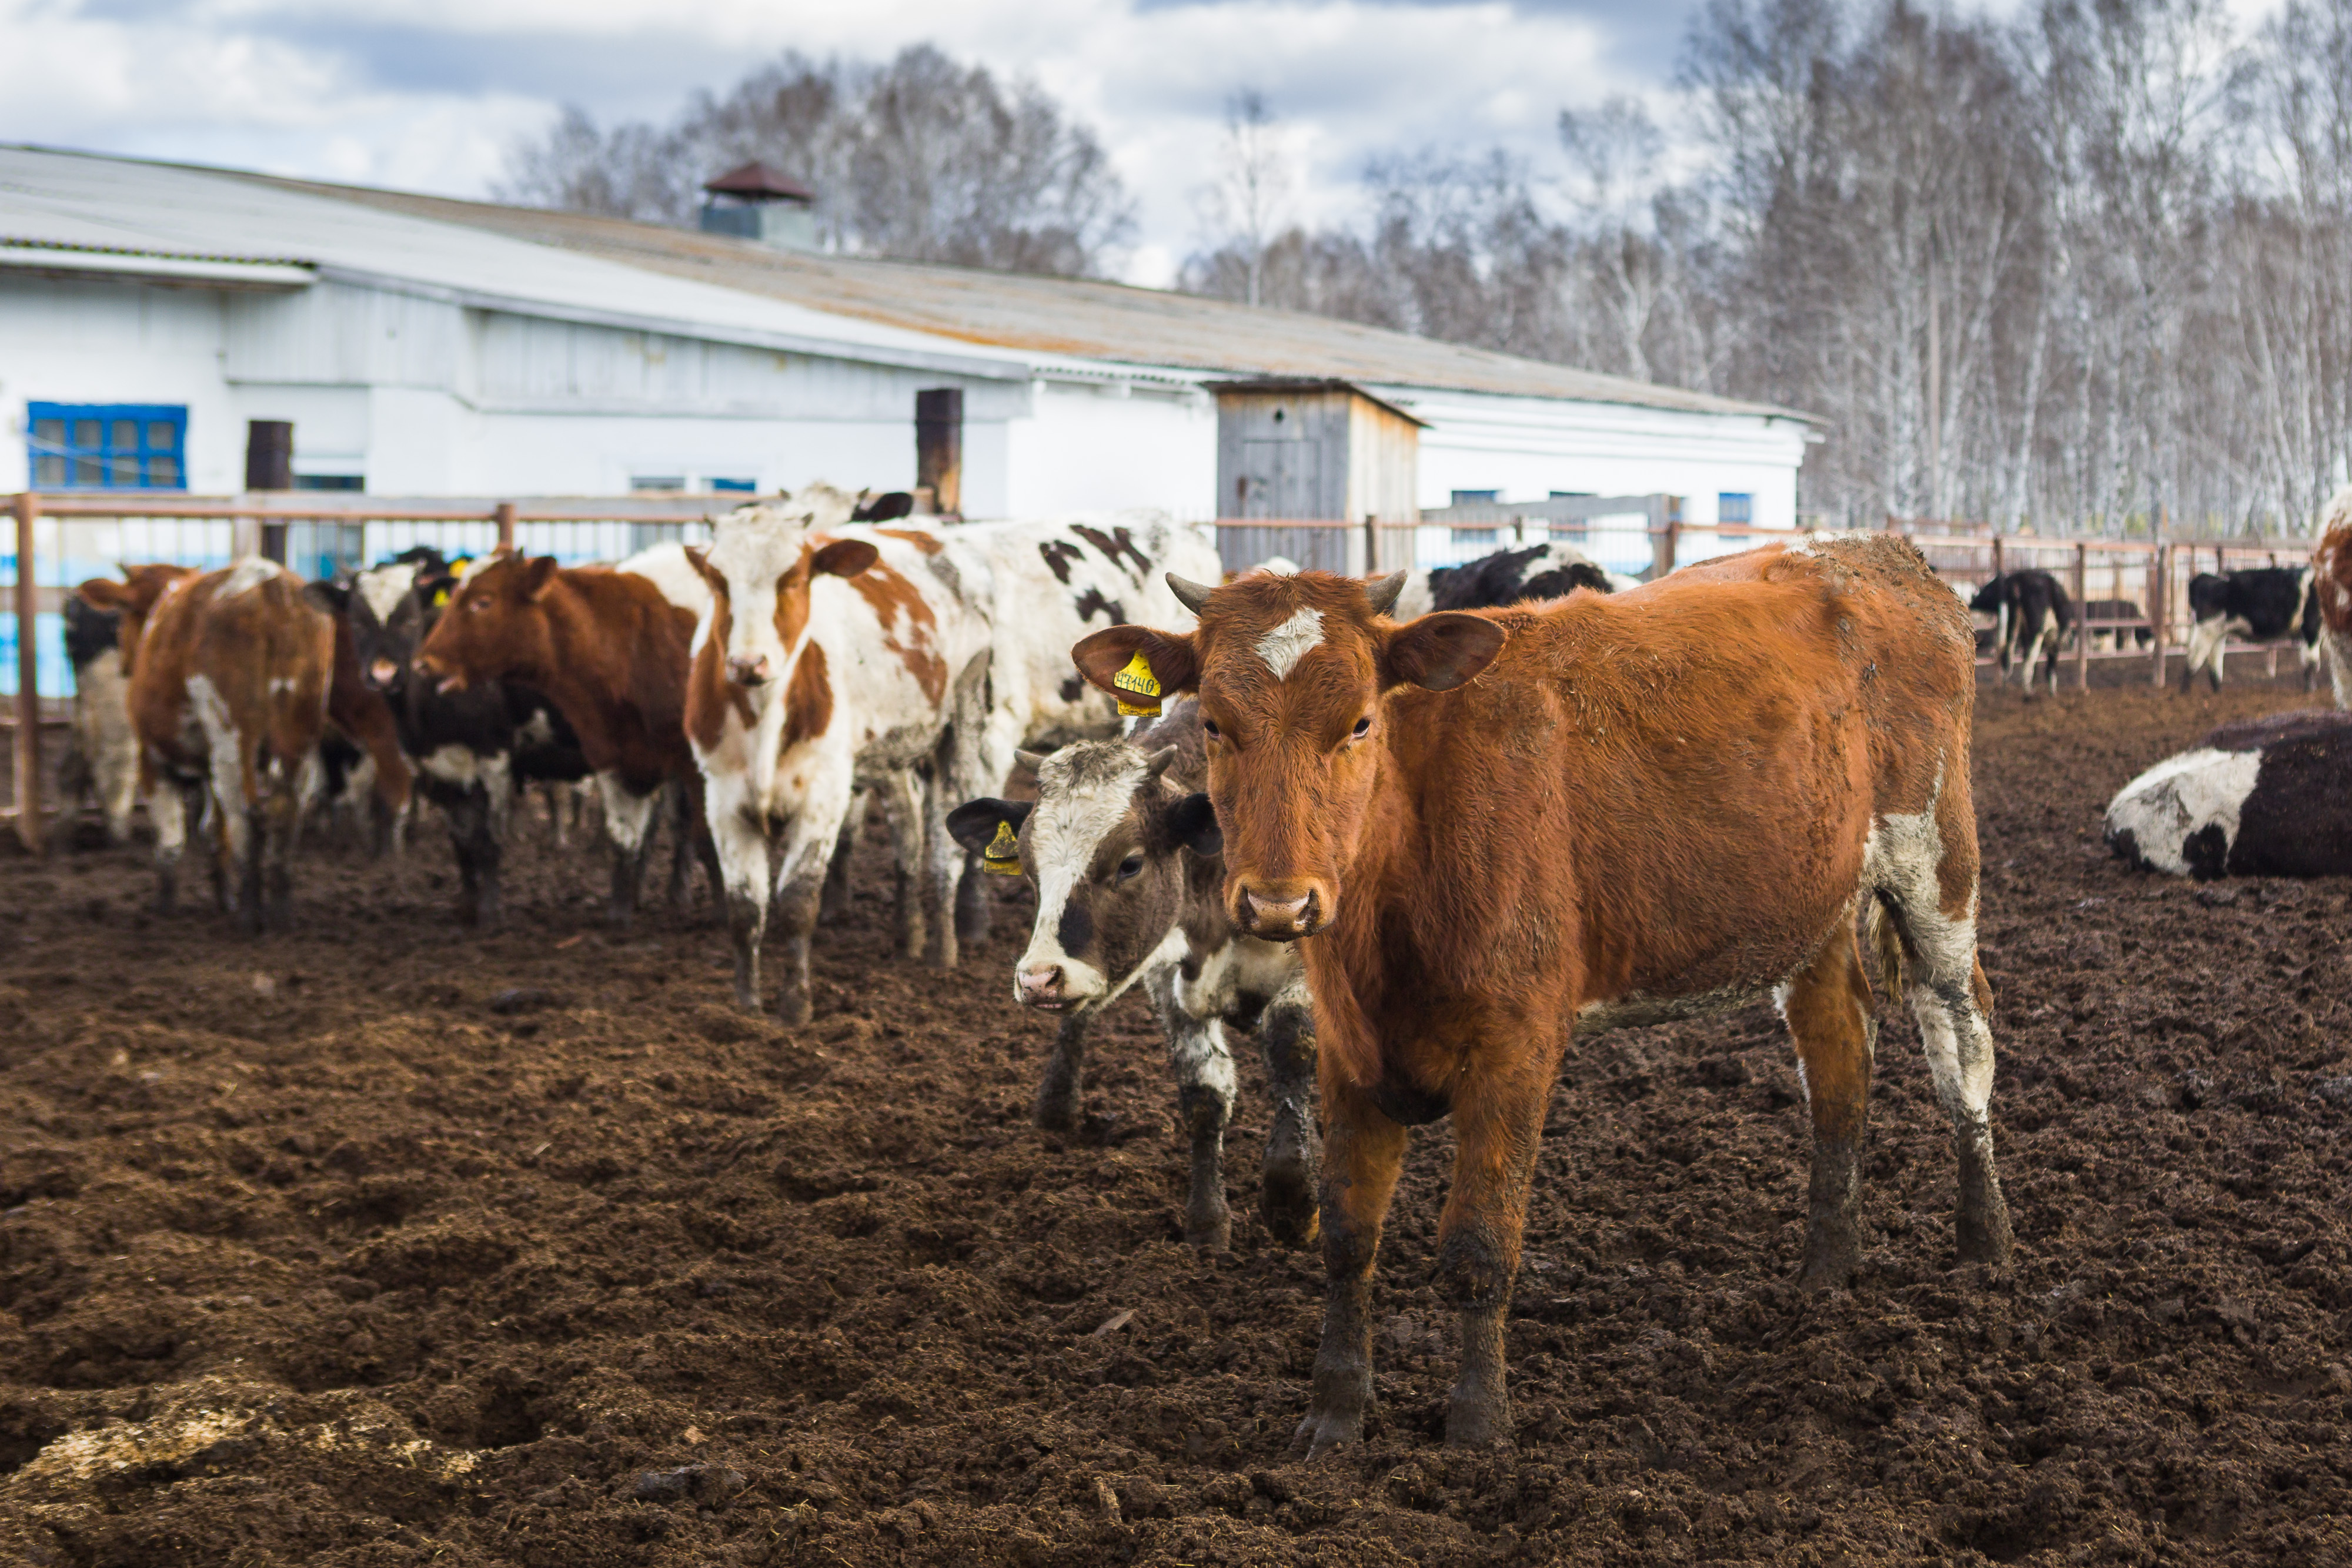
[1382,536,1972,1004]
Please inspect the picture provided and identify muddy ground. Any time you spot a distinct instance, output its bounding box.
[5,669,2352,1566]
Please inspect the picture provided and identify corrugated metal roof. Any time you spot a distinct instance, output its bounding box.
[223,169,1809,422]
[1,146,1810,422]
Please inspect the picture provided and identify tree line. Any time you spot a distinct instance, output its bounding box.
[505,3,2352,534]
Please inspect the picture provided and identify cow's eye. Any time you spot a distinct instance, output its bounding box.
[1352,716,1371,738]
[1201,719,1221,741]
[467,596,489,614]
[1116,855,1144,882]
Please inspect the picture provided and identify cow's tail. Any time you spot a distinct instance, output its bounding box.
[1863,896,1907,1006]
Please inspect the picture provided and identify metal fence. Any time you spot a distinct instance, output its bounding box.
[4,491,720,850]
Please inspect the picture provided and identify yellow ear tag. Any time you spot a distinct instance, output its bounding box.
[1112,648,1162,717]
[982,818,1023,875]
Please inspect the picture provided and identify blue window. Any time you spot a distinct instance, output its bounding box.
[28,403,187,490]
[707,476,757,493]
[1718,492,1753,525]
[1451,489,1498,506]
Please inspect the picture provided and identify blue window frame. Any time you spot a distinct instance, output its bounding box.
[28,403,187,490]
[1718,492,1753,525]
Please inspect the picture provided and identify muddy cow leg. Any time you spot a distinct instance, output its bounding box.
[1033,1014,1090,1133]
[1431,1049,1553,1450]
[1294,1084,1409,1459]
[664,780,695,910]
[820,791,863,924]
[1258,975,1321,1247]
[874,769,932,963]
[706,786,770,1014]
[1782,922,1876,1290]
[150,771,189,913]
[954,850,991,945]
[596,773,662,930]
[445,784,503,929]
[1145,967,1235,1249]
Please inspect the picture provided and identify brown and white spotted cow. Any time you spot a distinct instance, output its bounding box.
[1071,539,2012,1455]
[684,483,1219,1022]
[946,700,1319,1249]
[410,549,710,927]
[2315,485,2352,710]
[83,559,353,929]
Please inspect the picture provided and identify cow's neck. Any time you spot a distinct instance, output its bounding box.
[522,577,644,771]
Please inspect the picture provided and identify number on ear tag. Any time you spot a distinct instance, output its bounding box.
[982,818,1023,874]
[1112,648,1162,717]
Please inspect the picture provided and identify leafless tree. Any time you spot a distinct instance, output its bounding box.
[497,46,1135,278]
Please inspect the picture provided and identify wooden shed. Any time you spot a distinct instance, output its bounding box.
[1211,379,1422,574]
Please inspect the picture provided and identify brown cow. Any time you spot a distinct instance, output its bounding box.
[409,551,705,926]
[2316,485,2352,709]
[1071,537,2013,1456]
[84,559,343,928]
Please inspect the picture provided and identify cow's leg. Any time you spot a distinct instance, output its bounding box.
[1782,923,1876,1290]
[770,771,854,1027]
[706,780,771,1013]
[923,786,971,972]
[1294,1085,1409,1459]
[1885,892,2014,1269]
[259,750,318,932]
[1258,975,1322,1247]
[1144,967,1236,1249]
[596,772,662,930]
[196,691,253,918]
[1431,1051,1552,1450]
[1034,1013,1090,1132]
[446,785,502,928]
[2330,628,2352,711]
[2304,639,2323,693]
[874,769,930,962]
[819,793,862,923]
[954,850,991,945]
[150,771,189,913]
[664,779,697,910]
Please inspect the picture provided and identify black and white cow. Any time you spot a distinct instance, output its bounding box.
[339,551,592,925]
[59,590,139,843]
[1971,571,2074,694]
[2076,599,2151,651]
[2106,709,2352,878]
[1423,541,1621,613]
[2180,568,2320,693]
[946,698,1319,1252]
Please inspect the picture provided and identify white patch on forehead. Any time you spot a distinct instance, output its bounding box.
[355,563,420,624]
[1254,606,1325,680]
[219,557,280,599]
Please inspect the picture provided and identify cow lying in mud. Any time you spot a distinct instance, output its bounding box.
[2104,710,2352,878]
[947,699,1319,1251]
[1072,540,2011,1455]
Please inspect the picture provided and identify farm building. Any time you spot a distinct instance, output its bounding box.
[0,145,1814,533]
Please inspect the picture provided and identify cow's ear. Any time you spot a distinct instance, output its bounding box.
[682,545,726,594]
[1381,611,1505,693]
[76,577,131,610]
[1160,792,1222,860]
[946,798,1031,856]
[1072,625,1199,708]
[813,539,880,580]
[520,556,561,601]
[305,579,351,616]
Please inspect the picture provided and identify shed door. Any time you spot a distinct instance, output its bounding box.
[1239,440,1322,520]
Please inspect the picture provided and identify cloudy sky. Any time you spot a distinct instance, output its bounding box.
[0,0,2290,286]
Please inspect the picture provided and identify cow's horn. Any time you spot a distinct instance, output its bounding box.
[1013,749,1051,774]
[1365,570,1409,616]
[1142,745,1181,780]
[1166,573,1215,613]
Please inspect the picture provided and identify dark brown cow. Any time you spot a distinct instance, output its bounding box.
[1072,539,2012,1456]
[410,552,704,925]
[85,560,340,928]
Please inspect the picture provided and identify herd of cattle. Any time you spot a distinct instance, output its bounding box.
[46,483,2352,1455]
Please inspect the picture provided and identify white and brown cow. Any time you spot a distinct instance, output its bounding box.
[947,700,1319,1250]
[2314,486,2352,709]
[86,559,337,928]
[684,484,1220,1023]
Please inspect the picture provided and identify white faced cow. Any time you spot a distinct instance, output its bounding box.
[947,699,1319,1251]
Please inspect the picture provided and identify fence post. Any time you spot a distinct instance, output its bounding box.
[2150,543,2169,687]
[14,492,41,855]
[2072,541,2089,689]
[1990,534,2004,579]
[1656,495,1681,578]
[496,502,517,554]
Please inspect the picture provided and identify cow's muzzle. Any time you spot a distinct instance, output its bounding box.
[411,653,466,696]
[1231,879,1329,941]
[365,657,402,691]
[727,653,772,687]
[1017,962,1073,1010]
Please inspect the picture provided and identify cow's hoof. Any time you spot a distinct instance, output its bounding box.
[775,993,813,1028]
[1033,1085,1081,1134]
[1444,1386,1512,1449]
[1184,1199,1232,1252]
[1291,1401,1367,1460]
